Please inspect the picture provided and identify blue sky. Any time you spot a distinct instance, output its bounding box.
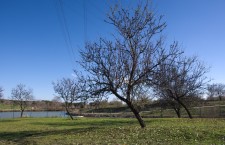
[0,0,225,100]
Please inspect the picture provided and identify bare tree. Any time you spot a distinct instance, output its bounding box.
[153,54,209,118]
[207,83,225,101]
[51,96,62,110]
[52,96,62,102]
[215,84,225,101]
[207,84,217,100]
[53,78,85,120]
[157,97,182,118]
[11,84,34,117]
[0,87,3,100]
[78,1,180,128]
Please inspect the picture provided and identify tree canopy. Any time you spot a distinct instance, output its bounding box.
[78,1,183,128]
[11,84,34,117]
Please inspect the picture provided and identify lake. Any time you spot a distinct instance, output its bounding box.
[0,111,66,119]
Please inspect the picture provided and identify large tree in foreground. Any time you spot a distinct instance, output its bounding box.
[11,84,34,117]
[78,1,179,128]
[153,54,208,118]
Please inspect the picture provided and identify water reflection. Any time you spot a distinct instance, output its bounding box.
[0,111,66,119]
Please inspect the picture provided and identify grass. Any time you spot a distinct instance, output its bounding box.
[0,102,20,111]
[0,117,225,144]
[0,103,13,110]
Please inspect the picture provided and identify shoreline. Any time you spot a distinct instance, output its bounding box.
[0,109,64,112]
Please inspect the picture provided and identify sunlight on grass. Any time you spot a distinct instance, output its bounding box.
[0,118,225,144]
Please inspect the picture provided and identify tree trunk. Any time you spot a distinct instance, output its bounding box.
[126,101,146,128]
[20,109,24,118]
[173,107,181,118]
[177,99,193,119]
[66,107,74,120]
[20,102,25,118]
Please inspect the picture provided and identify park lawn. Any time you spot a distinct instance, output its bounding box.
[0,117,225,145]
[0,103,20,111]
[0,103,13,111]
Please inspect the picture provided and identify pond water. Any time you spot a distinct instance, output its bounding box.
[0,111,66,119]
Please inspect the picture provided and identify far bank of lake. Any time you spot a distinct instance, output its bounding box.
[0,111,66,119]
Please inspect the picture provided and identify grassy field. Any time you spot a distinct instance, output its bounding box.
[0,103,14,111]
[0,117,225,144]
[0,102,20,111]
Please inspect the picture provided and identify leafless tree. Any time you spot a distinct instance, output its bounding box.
[11,84,34,117]
[207,83,225,101]
[0,87,3,100]
[53,78,86,120]
[51,96,62,110]
[78,1,180,128]
[153,53,209,118]
[207,84,217,100]
[157,97,182,118]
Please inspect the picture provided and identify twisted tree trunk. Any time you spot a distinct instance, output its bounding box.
[173,107,181,118]
[177,99,193,119]
[126,101,146,128]
[66,107,74,120]
[20,109,25,118]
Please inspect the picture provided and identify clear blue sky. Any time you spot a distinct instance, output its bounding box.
[1,0,225,100]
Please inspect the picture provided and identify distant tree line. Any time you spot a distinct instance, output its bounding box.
[207,83,225,101]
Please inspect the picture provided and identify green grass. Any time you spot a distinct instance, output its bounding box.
[0,103,20,111]
[0,104,13,111]
[0,118,225,144]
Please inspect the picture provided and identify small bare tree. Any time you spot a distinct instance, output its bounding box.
[153,53,209,118]
[53,78,85,120]
[11,84,34,117]
[52,96,62,102]
[51,96,62,110]
[78,1,180,128]
[207,83,225,101]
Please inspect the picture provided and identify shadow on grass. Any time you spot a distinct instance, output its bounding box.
[0,127,99,144]
[30,118,139,128]
[29,118,180,129]
[0,118,142,144]
[0,119,20,123]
